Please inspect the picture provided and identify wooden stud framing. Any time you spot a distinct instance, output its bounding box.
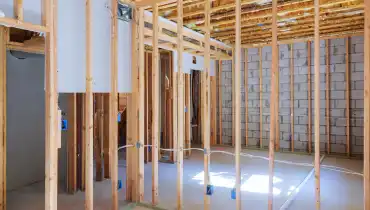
[259,47,263,149]
[85,0,94,208]
[326,39,331,154]
[185,74,191,156]
[0,26,6,210]
[152,3,160,205]
[232,47,235,147]
[275,46,280,152]
[290,44,294,152]
[308,41,312,154]
[345,37,351,157]
[43,0,58,208]
[67,93,77,193]
[211,74,217,145]
[364,0,370,209]
[111,0,118,208]
[268,0,277,209]
[235,0,241,208]
[218,60,222,145]
[314,0,321,208]
[244,48,248,146]
[138,7,145,202]
[176,0,184,208]
[203,0,211,209]
[14,0,24,21]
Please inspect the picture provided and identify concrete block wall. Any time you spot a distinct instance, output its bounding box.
[219,36,364,155]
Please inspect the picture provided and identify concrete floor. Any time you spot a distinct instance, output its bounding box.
[7,146,363,210]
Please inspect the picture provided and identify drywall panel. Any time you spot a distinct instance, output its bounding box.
[117,19,132,93]
[0,0,14,19]
[91,0,111,92]
[173,51,215,76]
[57,0,86,93]
[23,0,42,25]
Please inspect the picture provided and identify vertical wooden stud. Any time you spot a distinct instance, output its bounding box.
[152,3,160,205]
[203,0,211,209]
[308,41,312,154]
[110,0,118,208]
[364,0,370,209]
[0,26,6,210]
[345,38,351,157]
[14,0,24,21]
[268,0,277,209]
[275,46,280,152]
[244,49,248,146]
[185,74,191,156]
[290,44,294,152]
[314,0,321,208]
[67,93,77,193]
[218,60,222,145]
[211,73,217,145]
[232,47,235,147]
[259,48,263,149]
[326,39,331,154]
[176,1,184,208]
[235,0,242,208]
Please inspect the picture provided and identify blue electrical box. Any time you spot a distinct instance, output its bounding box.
[206,184,214,195]
[117,112,121,122]
[62,120,68,131]
[231,188,236,200]
[118,180,122,190]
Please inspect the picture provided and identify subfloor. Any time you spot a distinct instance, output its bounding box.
[7,146,363,210]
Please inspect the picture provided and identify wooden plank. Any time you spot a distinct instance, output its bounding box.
[152,3,160,205]
[103,94,110,179]
[67,93,77,193]
[138,7,145,202]
[307,41,312,154]
[85,0,94,208]
[211,75,217,145]
[43,0,58,207]
[0,17,48,33]
[364,0,370,209]
[185,74,191,156]
[176,1,184,208]
[173,54,178,162]
[290,44,294,152]
[345,37,350,157]
[0,26,6,210]
[218,60,222,145]
[268,0,277,209]
[111,0,118,208]
[275,44,280,152]
[14,0,23,20]
[314,0,321,208]
[325,39,331,154]
[232,47,235,147]
[203,0,211,209]
[244,49,248,146]
[235,0,241,208]
[259,47,263,149]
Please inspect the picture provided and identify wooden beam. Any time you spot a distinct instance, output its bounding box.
[0,17,48,33]
[275,45,280,152]
[314,0,321,208]
[176,1,184,208]
[67,93,77,193]
[244,49,248,146]
[218,60,222,145]
[307,41,312,154]
[259,47,263,149]
[203,0,211,209]
[0,26,6,210]
[185,74,191,156]
[268,0,277,209]
[111,0,118,208]
[14,0,23,21]
[364,0,370,209]
[211,75,217,145]
[290,44,294,152]
[345,37,350,157]
[232,48,235,147]
[138,7,145,202]
[152,3,159,205]
[325,39,331,154]
[235,0,241,208]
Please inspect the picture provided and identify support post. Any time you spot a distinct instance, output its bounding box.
[308,41,312,154]
[218,60,222,145]
[203,0,211,209]
[364,0,370,209]
[314,0,321,208]
[14,0,24,21]
[232,47,235,147]
[67,93,77,193]
[152,3,160,205]
[110,0,118,208]
[185,74,191,156]
[326,39,331,154]
[244,49,248,146]
[276,46,280,152]
[176,1,184,208]
[268,0,277,209]
[259,47,263,149]
[345,38,350,157]
[235,0,241,208]
[44,0,58,208]
[290,44,294,152]
[0,26,6,210]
